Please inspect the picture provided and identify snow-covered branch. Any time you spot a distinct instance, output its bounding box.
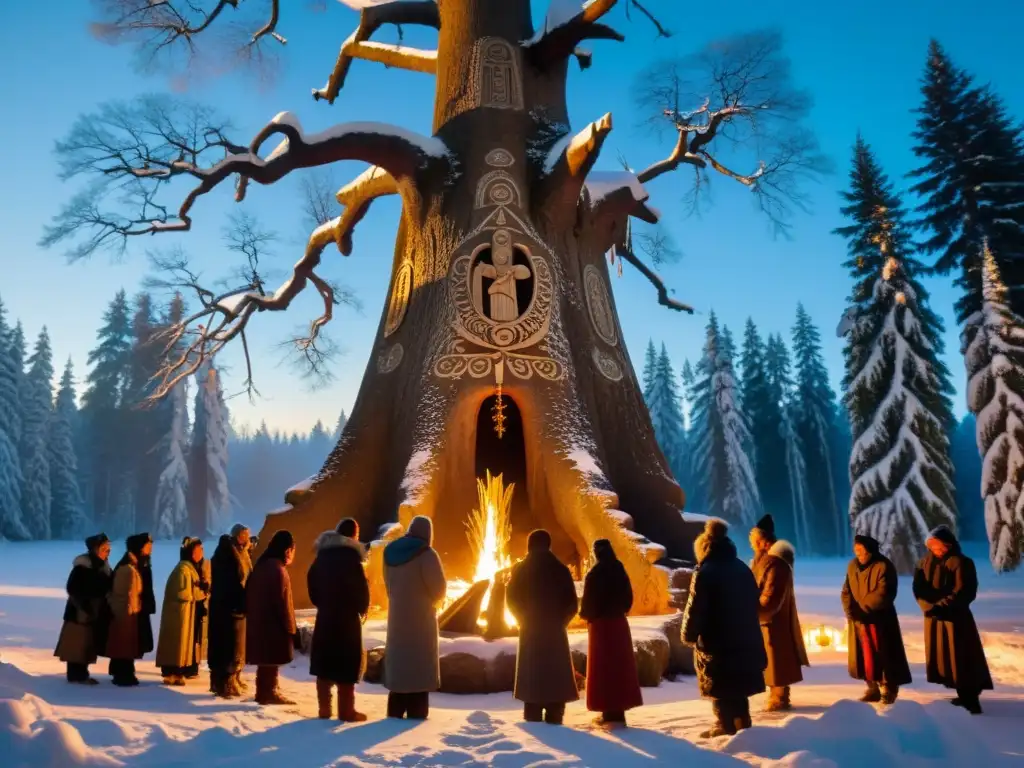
[43,98,448,260]
[536,113,614,224]
[334,166,400,256]
[313,0,441,104]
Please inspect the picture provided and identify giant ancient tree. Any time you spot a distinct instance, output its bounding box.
[46,0,823,609]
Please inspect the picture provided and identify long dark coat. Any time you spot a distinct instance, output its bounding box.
[506,549,579,705]
[54,553,113,665]
[579,552,642,713]
[913,544,993,693]
[841,552,912,686]
[682,536,767,700]
[751,541,809,687]
[245,555,296,667]
[208,536,252,673]
[138,556,156,656]
[308,532,370,684]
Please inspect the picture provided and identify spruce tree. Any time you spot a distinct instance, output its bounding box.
[20,328,55,539]
[641,340,658,399]
[154,379,190,538]
[739,319,792,541]
[127,292,166,531]
[962,245,1024,571]
[836,139,958,572]
[81,290,134,534]
[680,359,701,512]
[9,323,26,447]
[334,409,348,440]
[791,305,845,554]
[0,299,28,540]
[643,345,688,486]
[690,313,761,527]
[49,359,88,539]
[189,362,231,536]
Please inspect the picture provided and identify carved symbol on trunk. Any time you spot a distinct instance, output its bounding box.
[472,229,532,323]
[485,149,515,168]
[433,341,565,382]
[377,343,404,374]
[476,38,523,111]
[384,261,413,337]
[584,265,618,347]
[592,348,624,382]
[474,170,521,209]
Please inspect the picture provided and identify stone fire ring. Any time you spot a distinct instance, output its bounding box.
[295,612,694,695]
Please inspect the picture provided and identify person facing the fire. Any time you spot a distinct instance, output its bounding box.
[579,539,643,727]
[841,534,912,705]
[681,519,766,739]
[308,518,371,721]
[749,514,809,712]
[912,525,993,714]
[246,530,298,706]
[383,515,447,720]
[506,528,579,725]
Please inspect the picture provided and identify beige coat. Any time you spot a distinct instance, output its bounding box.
[751,540,809,688]
[155,560,207,669]
[105,558,144,660]
[383,517,447,694]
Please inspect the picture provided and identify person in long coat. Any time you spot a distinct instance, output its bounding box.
[155,537,208,686]
[308,518,371,721]
[841,534,912,704]
[383,515,447,720]
[912,525,994,714]
[506,529,579,726]
[208,524,253,698]
[246,529,298,706]
[188,554,212,680]
[55,533,113,685]
[137,535,156,659]
[579,539,642,727]
[682,519,767,739]
[105,534,151,686]
[749,515,809,711]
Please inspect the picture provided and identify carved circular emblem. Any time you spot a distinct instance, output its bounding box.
[384,261,413,337]
[485,149,515,167]
[377,343,404,374]
[584,265,617,346]
[489,182,514,206]
[592,347,623,382]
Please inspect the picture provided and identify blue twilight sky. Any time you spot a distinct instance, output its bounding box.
[1,0,1023,434]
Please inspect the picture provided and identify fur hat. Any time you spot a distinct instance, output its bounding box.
[753,514,776,541]
[853,534,880,555]
[694,518,729,564]
[528,529,552,553]
[180,536,203,562]
[125,532,152,556]
[927,525,958,547]
[336,518,359,539]
[85,533,110,552]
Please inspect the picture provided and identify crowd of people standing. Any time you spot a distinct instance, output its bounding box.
[53,511,995,738]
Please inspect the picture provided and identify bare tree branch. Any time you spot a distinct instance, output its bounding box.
[633,29,830,233]
[312,0,441,104]
[42,97,449,260]
[614,239,693,313]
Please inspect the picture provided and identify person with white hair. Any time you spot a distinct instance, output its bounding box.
[208,524,253,697]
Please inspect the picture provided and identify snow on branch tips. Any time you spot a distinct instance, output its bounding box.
[634,29,829,232]
[537,113,614,221]
[313,0,441,104]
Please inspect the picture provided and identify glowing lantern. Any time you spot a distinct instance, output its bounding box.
[803,623,848,653]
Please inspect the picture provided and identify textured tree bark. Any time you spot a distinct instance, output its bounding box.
[257,0,698,611]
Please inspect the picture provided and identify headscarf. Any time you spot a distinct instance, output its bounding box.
[259,530,295,565]
[180,536,203,562]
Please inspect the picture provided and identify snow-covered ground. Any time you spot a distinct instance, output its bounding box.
[0,540,1021,766]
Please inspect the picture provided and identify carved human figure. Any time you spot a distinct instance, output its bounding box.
[472,229,531,322]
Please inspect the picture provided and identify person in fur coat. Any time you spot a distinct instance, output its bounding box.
[749,515,809,711]
[54,533,113,684]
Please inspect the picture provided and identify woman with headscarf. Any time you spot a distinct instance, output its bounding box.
[246,530,298,705]
[383,515,447,720]
[105,533,152,686]
[156,537,209,686]
[579,539,642,727]
[841,534,912,704]
[308,518,371,721]
[506,529,579,726]
[913,525,993,714]
[55,533,114,685]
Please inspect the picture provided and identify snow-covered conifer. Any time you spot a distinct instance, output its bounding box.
[20,328,54,539]
[644,344,688,485]
[641,340,658,399]
[49,359,88,539]
[154,378,190,539]
[334,409,348,440]
[962,244,1024,571]
[0,299,28,540]
[189,362,231,536]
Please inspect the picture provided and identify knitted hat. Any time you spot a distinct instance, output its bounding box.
[753,514,776,540]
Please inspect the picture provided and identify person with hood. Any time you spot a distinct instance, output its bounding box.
[155,537,209,686]
[55,533,114,684]
[579,539,642,727]
[682,519,766,739]
[105,533,152,686]
[912,525,993,714]
[208,524,253,698]
[841,534,912,705]
[749,514,809,711]
[383,515,447,719]
[308,518,371,721]
[137,534,157,660]
[246,529,298,706]
[506,529,579,725]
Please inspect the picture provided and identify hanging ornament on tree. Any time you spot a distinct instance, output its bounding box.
[492,384,507,438]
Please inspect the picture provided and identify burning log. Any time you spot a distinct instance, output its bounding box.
[439,579,490,635]
[483,569,516,640]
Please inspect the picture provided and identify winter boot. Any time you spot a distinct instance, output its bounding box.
[387,692,407,719]
[859,682,882,703]
[765,686,791,712]
[316,679,334,719]
[337,684,368,722]
[543,703,565,725]
[594,711,626,729]
[880,684,899,705]
[234,671,249,693]
[701,699,739,739]
[256,668,295,706]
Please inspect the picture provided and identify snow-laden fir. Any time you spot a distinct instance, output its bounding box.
[154,379,190,539]
[19,328,54,541]
[47,359,87,540]
[642,341,688,488]
[962,244,1024,571]
[837,138,957,573]
[189,363,231,537]
[0,298,28,540]
[689,312,762,528]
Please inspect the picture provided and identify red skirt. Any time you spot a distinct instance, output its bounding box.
[585,616,643,713]
[858,623,881,682]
